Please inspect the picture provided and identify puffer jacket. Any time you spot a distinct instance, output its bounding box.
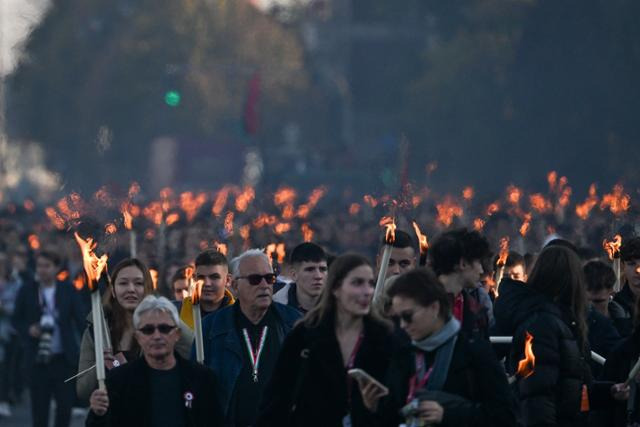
[494,278,612,427]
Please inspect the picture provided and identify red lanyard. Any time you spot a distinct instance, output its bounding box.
[346,334,364,405]
[406,352,433,403]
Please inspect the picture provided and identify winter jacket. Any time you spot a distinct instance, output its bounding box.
[380,331,518,427]
[86,353,222,427]
[587,306,622,378]
[256,316,395,427]
[612,285,634,337]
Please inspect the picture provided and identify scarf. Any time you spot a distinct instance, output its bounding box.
[411,317,461,391]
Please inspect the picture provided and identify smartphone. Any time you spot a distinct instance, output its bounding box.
[347,369,389,395]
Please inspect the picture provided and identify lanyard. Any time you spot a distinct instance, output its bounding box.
[407,352,433,403]
[346,334,364,405]
[241,326,269,383]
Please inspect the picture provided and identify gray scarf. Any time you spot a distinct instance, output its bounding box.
[411,317,461,391]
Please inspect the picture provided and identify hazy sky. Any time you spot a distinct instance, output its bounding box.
[0,0,49,76]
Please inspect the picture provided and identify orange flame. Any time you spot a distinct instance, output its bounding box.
[558,186,572,208]
[412,195,422,208]
[506,185,522,206]
[282,204,295,220]
[603,235,622,260]
[73,273,86,291]
[547,171,557,192]
[274,222,291,235]
[600,184,630,216]
[28,234,41,250]
[301,223,314,242]
[180,191,208,222]
[473,218,486,231]
[121,203,134,230]
[224,211,235,235]
[486,202,500,216]
[297,186,327,219]
[265,244,277,264]
[349,203,361,216]
[274,187,297,206]
[166,213,180,226]
[215,243,228,256]
[412,221,429,255]
[45,207,66,230]
[74,232,108,292]
[186,266,204,305]
[462,186,474,201]
[520,213,532,237]
[380,216,396,244]
[529,194,552,213]
[575,184,598,220]
[276,243,286,264]
[239,225,251,241]
[24,199,35,212]
[363,195,378,208]
[235,186,256,212]
[212,186,231,216]
[105,223,117,235]
[57,270,70,282]
[94,186,114,207]
[497,237,510,266]
[143,202,163,225]
[253,214,277,229]
[436,197,464,227]
[516,332,535,379]
[150,269,159,291]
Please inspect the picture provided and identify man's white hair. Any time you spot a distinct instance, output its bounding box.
[230,249,271,277]
[133,295,180,329]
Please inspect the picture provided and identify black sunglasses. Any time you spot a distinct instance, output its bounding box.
[137,324,177,335]
[392,311,415,324]
[237,273,277,286]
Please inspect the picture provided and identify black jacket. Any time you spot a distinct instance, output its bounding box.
[12,279,87,366]
[256,316,395,427]
[494,279,611,427]
[86,354,223,427]
[611,285,634,337]
[381,332,518,427]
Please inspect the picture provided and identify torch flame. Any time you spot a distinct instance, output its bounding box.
[349,203,361,216]
[150,269,159,291]
[575,184,598,220]
[235,186,255,212]
[486,202,500,217]
[180,191,208,222]
[462,186,474,201]
[276,243,286,264]
[212,186,231,216]
[301,223,314,242]
[73,273,86,291]
[57,270,70,282]
[436,197,464,227]
[519,213,532,237]
[411,221,429,255]
[497,237,510,266]
[473,218,486,231]
[506,185,522,206]
[74,232,108,292]
[224,211,235,235]
[186,266,204,305]
[547,171,557,192]
[516,332,535,379]
[121,203,134,230]
[166,213,180,226]
[529,194,552,214]
[45,207,66,230]
[363,195,378,208]
[28,234,41,250]
[600,184,630,216]
[603,235,622,260]
[380,216,396,245]
[265,244,277,264]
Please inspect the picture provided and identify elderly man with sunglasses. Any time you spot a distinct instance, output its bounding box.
[198,249,301,427]
[87,295,222,427]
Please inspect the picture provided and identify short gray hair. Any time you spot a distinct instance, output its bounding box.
[230,249,271,277]
[133,295,180,329]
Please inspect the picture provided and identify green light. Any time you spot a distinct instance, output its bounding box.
[164,90,181,107]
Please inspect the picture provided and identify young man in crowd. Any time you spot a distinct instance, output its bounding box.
[585,260,633,337]
[613,236,640,331]
[376,229,416,280]
[272,242,328,314]
[199,249,301,427]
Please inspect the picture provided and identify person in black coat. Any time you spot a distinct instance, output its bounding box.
[367,268,517,427]
[87,295,221,427]
[256,253,395,427]
[495,245,628,427]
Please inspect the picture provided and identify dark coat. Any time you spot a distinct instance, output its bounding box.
[494,278,611,427]
[381,331,518,427]
[11,280,87,366]
[587,306,622,378]
[601,327,640,426]
[611,285,634,337]
[198,302,301,422]
[256,316,395,427]
[85,354,222,427]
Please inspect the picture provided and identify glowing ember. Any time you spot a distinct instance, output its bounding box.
[473,218,485,231]
[57,270,70,282]
[436,197,463,227]
[529,194,552,213]
[516,332,535,379]
[28,234,40,250]
[235,186,255,212]
[105,223,117,235]
[224,211,235,235]
[497,237,510,266]
[274,222,292,235]
[380,216,396,245]
[506,185,522,206]
[363,195,378,208]
[411,221,429,255]
[74,232,108,292]
[301,223,314,242]
[519,213,532,237]
[462,186,474,201]
[600,184,630,216]
[212,186,231,216]
[547,171,557,192]
[603,235,622,260]
[349,203,361,216]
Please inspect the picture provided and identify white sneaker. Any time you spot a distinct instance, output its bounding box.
[0,401,12,417]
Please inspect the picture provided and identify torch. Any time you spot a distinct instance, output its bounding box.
[495,237,510,291]
[603,235,622,293]
[508,331,535,385]
[373,217,396,304]
[187,267,205,364]
[411,221,429,267]
[74,232,109,390]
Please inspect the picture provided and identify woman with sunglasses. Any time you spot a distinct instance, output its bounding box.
[256,253,395,427]
[77,258,193,400]
[369,268,517,427]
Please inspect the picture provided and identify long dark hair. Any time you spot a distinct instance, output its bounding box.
[304,253,385,328]
[103,258,154,351]
[527,246,588,346]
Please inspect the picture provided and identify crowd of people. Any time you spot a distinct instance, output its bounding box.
[1,208,640,426]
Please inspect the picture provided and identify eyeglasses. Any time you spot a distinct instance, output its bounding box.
[236,273,277,286]
[392,311,415,324]
[137,324,177,335]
